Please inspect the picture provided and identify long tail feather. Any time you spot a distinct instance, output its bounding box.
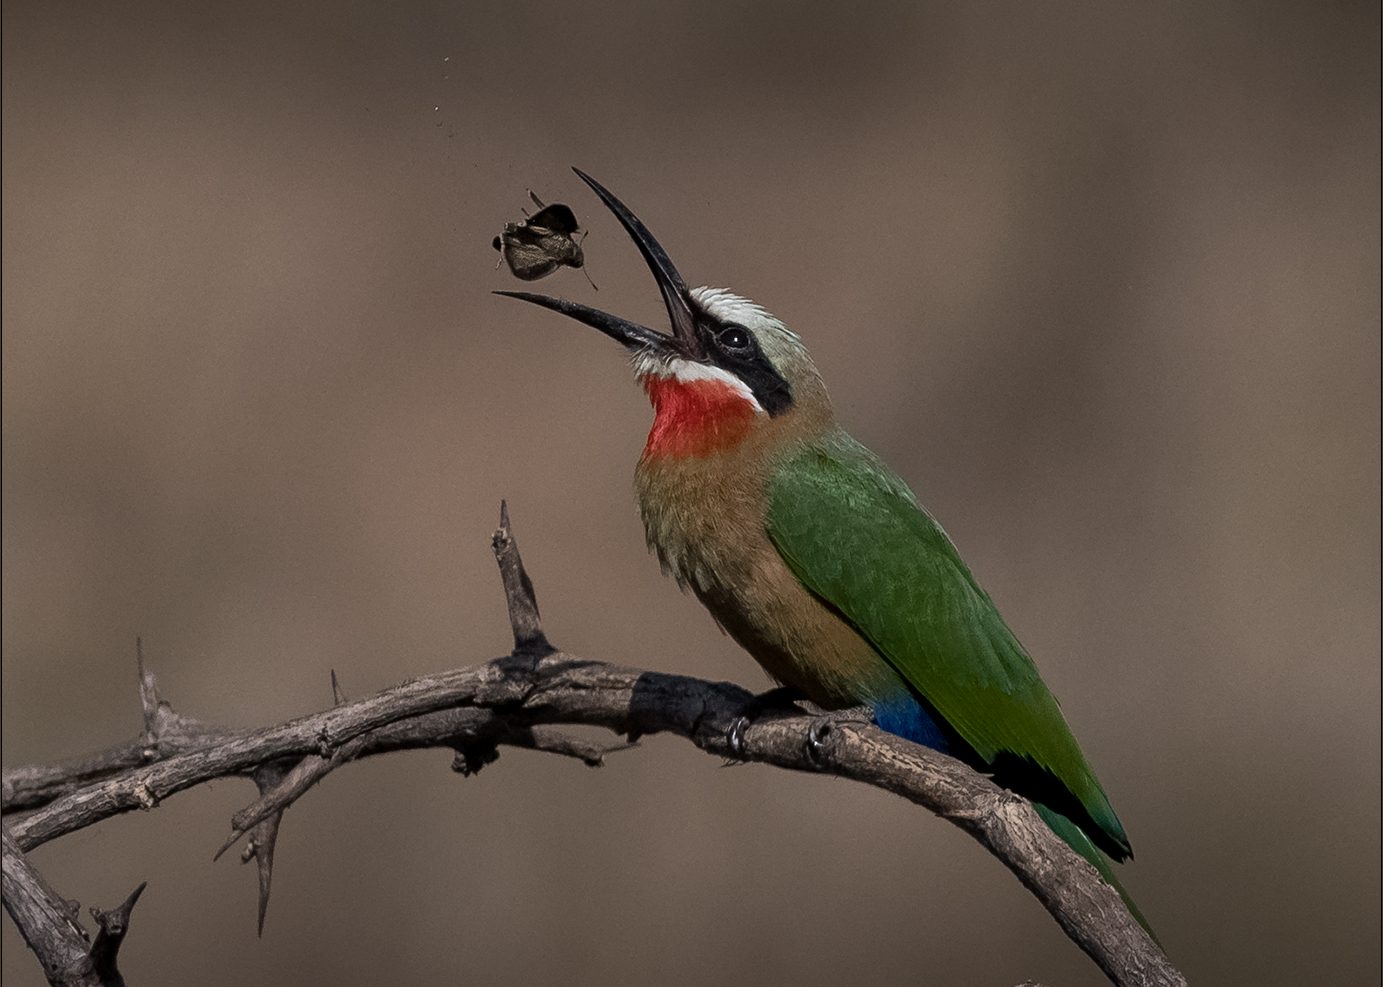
[1034,802,1158,942]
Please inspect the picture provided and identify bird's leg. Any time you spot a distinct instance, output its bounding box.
[726,686,809,758]
[805,706,874,766]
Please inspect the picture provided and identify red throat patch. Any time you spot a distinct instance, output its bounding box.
[639,374,758,459]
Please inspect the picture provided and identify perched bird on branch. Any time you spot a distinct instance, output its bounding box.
[499,168,1150,933]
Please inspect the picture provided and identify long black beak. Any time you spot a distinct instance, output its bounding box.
[495,168,698,355]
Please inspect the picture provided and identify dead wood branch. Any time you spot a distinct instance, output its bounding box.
[2,829,144,986]
[2,504,1185,987]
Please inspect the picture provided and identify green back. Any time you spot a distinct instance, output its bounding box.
[766,434,1130,858]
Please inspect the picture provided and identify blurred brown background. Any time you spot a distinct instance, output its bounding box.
[3,2,1378,984]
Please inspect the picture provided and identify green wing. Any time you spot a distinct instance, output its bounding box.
[767,434,1130,858]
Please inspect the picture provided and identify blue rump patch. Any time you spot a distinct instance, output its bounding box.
[872,694,953,754]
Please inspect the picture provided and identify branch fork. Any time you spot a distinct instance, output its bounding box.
[2,503,1185,987]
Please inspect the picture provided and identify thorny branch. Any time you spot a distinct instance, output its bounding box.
[2,504,1185,987]
[2,829,145,987]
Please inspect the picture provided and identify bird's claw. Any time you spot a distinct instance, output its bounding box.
[727,715,751,759]
[805,708,869,766]
[725,687,806,762]
[806,717,836,765]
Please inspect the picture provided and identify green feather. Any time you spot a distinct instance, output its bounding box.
[1035,803,1156,939]
[766,432,1131,859]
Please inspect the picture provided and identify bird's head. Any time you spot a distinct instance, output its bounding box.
[498,169,832,458]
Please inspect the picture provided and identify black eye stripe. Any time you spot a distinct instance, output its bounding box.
[697,318,794,417]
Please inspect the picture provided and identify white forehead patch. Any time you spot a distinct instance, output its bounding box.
[631,351,766,415]
[690,286,801,342]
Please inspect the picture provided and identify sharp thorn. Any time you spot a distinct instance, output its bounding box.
[252,812,282,937]
[212,829,246,863]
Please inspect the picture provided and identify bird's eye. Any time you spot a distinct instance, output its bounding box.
[717,325,752,351]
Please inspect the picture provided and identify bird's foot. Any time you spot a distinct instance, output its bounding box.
[805,706,873,767]
[726,686,809,760]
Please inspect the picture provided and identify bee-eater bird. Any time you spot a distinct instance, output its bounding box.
[498,168,1148,931]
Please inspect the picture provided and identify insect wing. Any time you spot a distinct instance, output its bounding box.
[526,203,580,236]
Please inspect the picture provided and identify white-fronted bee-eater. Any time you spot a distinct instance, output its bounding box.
[498,168,1150,933]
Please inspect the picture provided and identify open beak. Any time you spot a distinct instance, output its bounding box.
[495,168,699,357]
